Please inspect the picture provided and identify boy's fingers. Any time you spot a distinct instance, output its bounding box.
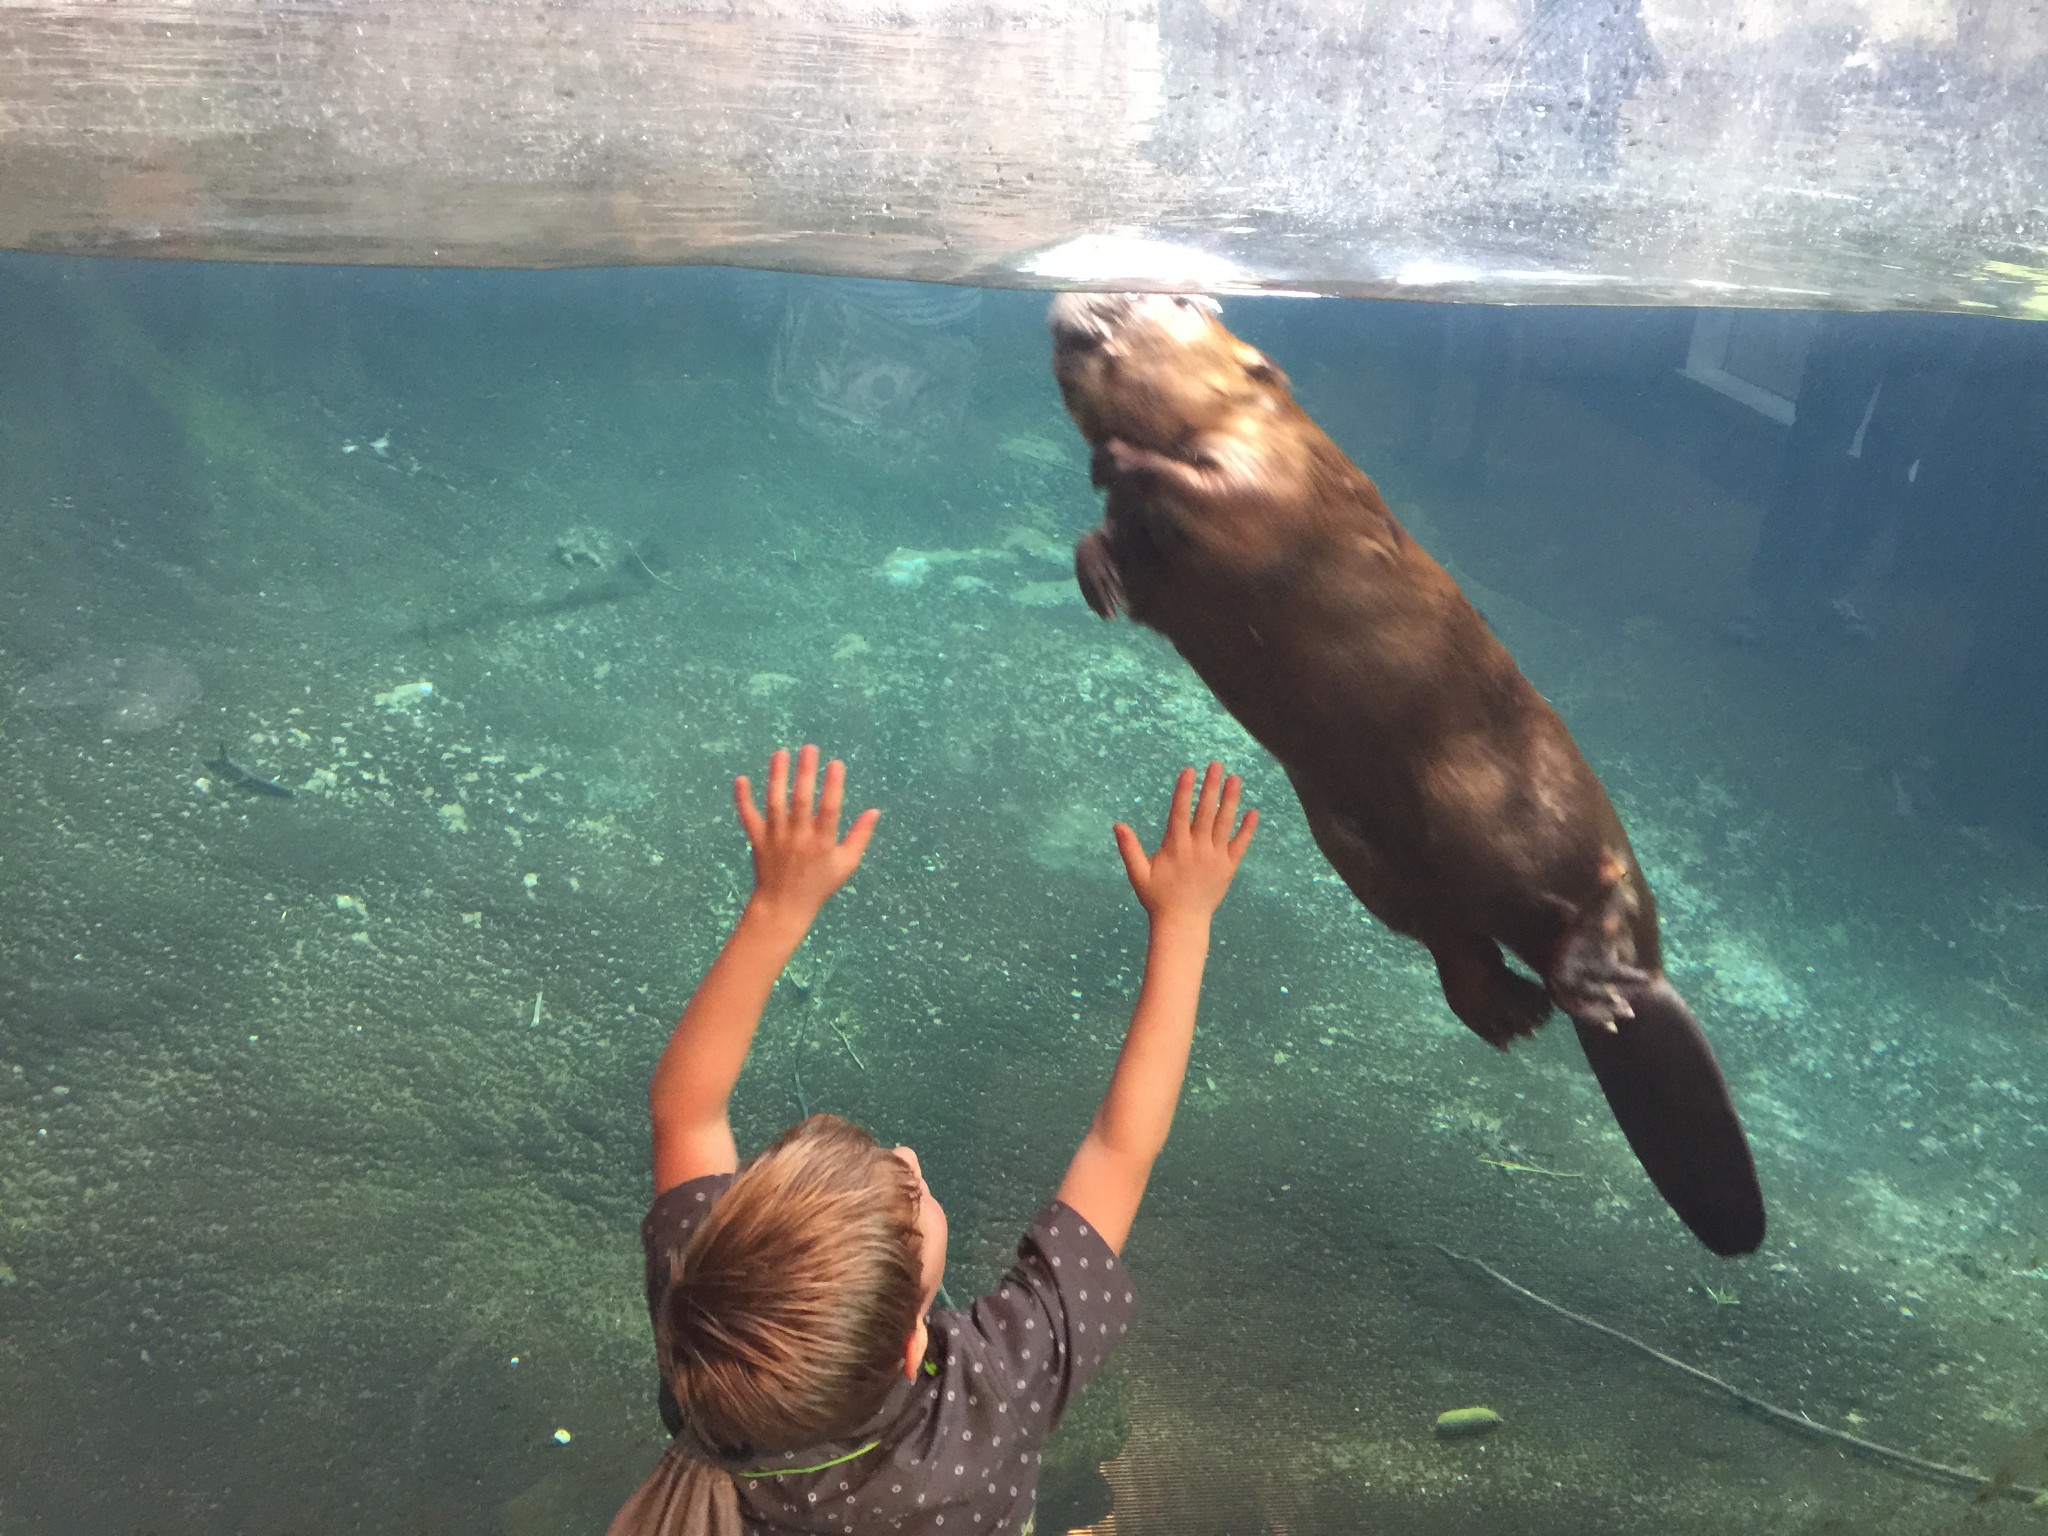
[793,743,820,816]
[734,775,766,840]
[764,748,790,824]
[818,757,847,830]
[1215,772,1243,842]
[1162,766,1196,840]
[839,805,881,863]
[1112,821,1149,884]
[1229,805,1261,858]
[1191,761,1225,837]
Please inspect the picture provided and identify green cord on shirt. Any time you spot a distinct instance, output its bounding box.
[739,1362,938,1479]
[741,1439,881,1479]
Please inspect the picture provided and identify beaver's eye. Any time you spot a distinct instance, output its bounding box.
[1243,359,1278,384]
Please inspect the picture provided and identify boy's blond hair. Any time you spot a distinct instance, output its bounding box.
[655,1114,923,1452]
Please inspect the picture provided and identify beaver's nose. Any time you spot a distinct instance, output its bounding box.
[1046,291,1138,346]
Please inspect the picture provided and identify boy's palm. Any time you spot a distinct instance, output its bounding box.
[735,745,880,917]
[1114,763,1258,916]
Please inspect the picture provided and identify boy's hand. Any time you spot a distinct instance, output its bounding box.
[1059,762,1256,1252]
[734,744,881,926]
[648,744,875,1191]
[1113,762,1258,920]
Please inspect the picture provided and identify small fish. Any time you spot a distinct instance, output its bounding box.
[369,433,391,458]
[206,743,293,798]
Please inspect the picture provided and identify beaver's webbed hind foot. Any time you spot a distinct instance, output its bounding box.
[1430,934,1555,1049]
[1551,854,1650,1030]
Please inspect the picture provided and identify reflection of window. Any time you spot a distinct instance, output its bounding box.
[1682,310,1820,425]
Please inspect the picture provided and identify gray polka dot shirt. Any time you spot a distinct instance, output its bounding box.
[642,1177,1135,1534]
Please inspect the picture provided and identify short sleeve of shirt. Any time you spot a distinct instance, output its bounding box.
[640,1174,734,1434]
[967,1201,1136,1433]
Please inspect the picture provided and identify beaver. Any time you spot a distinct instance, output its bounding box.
[1049,292,1765,1257]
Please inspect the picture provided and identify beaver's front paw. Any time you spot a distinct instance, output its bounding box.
[1090,439,1131,489]
[1074,529,1127,619]
[1091,437,1179,489]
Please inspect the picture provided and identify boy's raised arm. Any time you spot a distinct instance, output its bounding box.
[649,744,879,1193]
[1057,763,1257,1253]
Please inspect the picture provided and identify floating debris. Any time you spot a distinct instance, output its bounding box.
[1434,1406,1503,1439]
[374,680,435,711]
[1479,1157,1582,1178]
[553,524,616,570]
[830,1021,867,1072]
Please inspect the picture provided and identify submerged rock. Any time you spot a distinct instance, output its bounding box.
[16,644,200,733]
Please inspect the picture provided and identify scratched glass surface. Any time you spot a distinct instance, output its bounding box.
[4,1,2048,315]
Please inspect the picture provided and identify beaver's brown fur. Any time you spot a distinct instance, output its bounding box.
[1049,292,1764,1257]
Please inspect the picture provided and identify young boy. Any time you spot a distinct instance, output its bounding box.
[611,744,1257,1536]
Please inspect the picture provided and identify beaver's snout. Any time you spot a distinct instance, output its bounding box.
[1047,292,1221,351]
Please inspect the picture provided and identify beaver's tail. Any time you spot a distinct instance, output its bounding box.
[1572,976,1766,1257]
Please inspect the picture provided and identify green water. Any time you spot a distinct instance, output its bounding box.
[1,256,2043,1535]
